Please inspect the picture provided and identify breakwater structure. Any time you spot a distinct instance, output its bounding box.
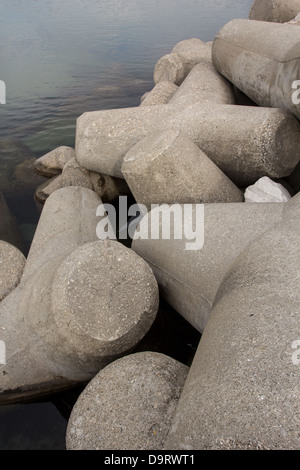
[0,0,299,451]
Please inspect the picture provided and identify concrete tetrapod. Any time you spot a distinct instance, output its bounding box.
[66,352,189,450]
[249,0,300,23]
[153,39,212,86]
[212,19,300,120]
[34,146,75,177]
[121,130,244,209]
[75,103,300,186]
[171,38,212,65]
[0,187,159,404]
[165,193,300,450]
[132,202,284,333]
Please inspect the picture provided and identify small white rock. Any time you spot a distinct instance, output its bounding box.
[244,177,291,203]
[287,13,300,25]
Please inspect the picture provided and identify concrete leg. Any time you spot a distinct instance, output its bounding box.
[165,193,300,449]
[121,129,244,208]
[212,19,300,120]
[66,352,188,450]
[249,0,300,23]
[0,187,158,404]
[75,103,300,186]
[132,202,283,332]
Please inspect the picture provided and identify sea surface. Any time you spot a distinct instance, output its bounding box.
[0,0,253,450]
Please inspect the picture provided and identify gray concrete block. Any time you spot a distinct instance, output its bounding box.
[121,130,244,209]
[0,241,26,301]
[168,61,235,107]
[132,202,283,332]
[76,103,300,186]
[0,187,159,403]
[34,146,75,177]
[154,53,187,86]
[249,0,300,23]
[153,39,212,87]
[66,352,188,450]
[140,81,178,106]
[165,193,300,450]
[171,38,212,64]
[212,19,300,120]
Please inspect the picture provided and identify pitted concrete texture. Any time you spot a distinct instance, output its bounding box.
[168,60,235,107]
[0,241,26,301]
[122,129,243,208]
[154,53,187,86]
[66,352,188,450]
[76,103,300,185]
[34,146,75,177]
[51,240,159,362]
[132,202,284,332]
[249,0,300,23]
[212,19,300,120]
[153,38,212,87]
[0,187,159,404]
[171,38,212,64]
[165,193,300,450]
[140,82,178,106]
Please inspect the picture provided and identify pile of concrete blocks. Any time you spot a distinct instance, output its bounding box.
[34,146,130,204]
[1,0,299,451]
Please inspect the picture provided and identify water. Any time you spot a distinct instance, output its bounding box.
[0,0,253,450]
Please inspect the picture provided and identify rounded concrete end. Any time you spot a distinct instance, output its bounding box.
[52,240,159,360]
[66,352,189,450]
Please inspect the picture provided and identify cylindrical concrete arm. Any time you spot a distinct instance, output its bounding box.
[212,19,300,120]
[132,202,284,332]
[249,0,300,23]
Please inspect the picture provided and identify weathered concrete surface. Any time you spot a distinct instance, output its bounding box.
[140,81,178,106]
[61,157,93,188]
[76,103,300,186]
[66,352,188,450]
[35,158,130,204]
[0,241,26,301]
[168,61,235,107]
[35,174,65,204]
[245,176,292,202]
[34,146,75,177]
[165,193,300,450]
[212,19,300,120]
[0,187,159,404]
[154,54,187,86]
[153,39,212,86]
[122,130,243,208]
[22,187,101,282]
[132,202,283,332]
[171,38,212,64]
[249,0,300,23]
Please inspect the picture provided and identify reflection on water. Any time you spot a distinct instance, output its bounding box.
[0,0,253,450]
